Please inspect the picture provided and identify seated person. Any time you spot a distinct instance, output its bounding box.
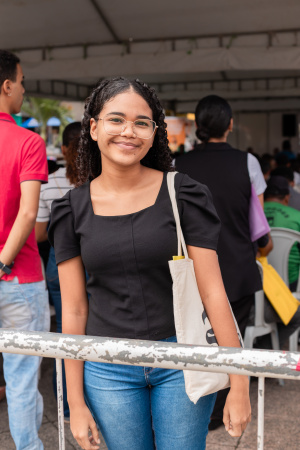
[270,166,300,211]
[264,175,300,291]
[249,208,300,349]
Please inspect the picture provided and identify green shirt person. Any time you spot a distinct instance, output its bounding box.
[264,175,300,287]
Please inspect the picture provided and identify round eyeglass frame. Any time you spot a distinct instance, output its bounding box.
[97,115,158,140]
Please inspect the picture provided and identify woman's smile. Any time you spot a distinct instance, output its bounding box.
[112,140,139,151]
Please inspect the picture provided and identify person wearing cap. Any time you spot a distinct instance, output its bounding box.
[270,166,300,211]
[264,175,300,291]
[253,175,300,348]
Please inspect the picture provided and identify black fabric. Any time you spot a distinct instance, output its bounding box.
[176,143,262,302]
[253,233,270,254]
[257,233,269,249]
[48,172,220,340]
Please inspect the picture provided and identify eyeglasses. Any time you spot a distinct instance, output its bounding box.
[98,114,157,140]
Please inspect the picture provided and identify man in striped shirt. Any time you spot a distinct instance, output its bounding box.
[35,122,81,229]
[35,121,81,422]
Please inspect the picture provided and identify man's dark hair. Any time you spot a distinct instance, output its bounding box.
[264,175,290,201]
[261,153,276,163]
[260,160,271,176]
[271,166,294,182]
[0,50,20,90]
[275,152,289,167]
[195,95,232,143]
[62,121,81,147]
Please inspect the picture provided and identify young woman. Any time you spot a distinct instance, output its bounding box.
[49,79,251,450]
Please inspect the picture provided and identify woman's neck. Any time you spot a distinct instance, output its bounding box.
[208,136,227,143]
[94,161,147,194]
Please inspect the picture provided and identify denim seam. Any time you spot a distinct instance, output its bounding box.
[14,285,34,323]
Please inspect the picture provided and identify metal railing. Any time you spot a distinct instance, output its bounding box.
[0,329,299,450]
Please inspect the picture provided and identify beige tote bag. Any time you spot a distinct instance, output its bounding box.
[167,172,242,404]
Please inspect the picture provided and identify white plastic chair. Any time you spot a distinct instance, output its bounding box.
[268,228,300,291]
[244,261,283,385]
[268,227,300,352]
[244,261,280,351]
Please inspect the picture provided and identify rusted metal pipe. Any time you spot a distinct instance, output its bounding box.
[1,329,299,450]
[0,329,299,379]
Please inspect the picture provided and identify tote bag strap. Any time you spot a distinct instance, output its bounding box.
[167,172,188,258]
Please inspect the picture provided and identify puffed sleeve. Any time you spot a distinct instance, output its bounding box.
[176,173,221,250]
[48,190,81,264]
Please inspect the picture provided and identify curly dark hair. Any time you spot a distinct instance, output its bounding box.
[76,77,173,186]
[65,139,80,185]
[61,122,81,185]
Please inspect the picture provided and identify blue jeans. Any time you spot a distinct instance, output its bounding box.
[84,336,216,450]
[46,246,69,418]
[0,278,50,450]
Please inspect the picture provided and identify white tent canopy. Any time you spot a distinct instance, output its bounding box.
[2,0,300,112]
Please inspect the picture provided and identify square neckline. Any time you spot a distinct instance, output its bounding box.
[88,172,166,218]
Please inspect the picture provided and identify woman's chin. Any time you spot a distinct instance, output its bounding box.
[107,152,146,167]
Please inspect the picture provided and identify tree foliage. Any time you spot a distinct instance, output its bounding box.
[22,97,72,143]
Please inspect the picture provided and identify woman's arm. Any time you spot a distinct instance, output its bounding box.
[35,221,48,243]
[187,245,251,437]
[58,256,100,450]
[257,233,273,257]
[258,193,264,209]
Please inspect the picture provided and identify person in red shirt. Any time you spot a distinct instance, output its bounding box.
[0,50,49,450]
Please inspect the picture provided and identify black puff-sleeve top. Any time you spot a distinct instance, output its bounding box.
[48,172,221,340]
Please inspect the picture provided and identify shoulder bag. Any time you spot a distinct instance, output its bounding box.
[249,185,270,242]
[167,171,242,404]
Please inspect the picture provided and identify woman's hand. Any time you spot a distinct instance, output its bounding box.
[70,404,100,450]
[223,376,251,437]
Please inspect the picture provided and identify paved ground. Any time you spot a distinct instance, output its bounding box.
[0,354,107,450]
[206,377,300,449]
[0,348,299,449]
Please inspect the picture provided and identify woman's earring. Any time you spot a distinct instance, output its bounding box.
[7,93,11,97]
